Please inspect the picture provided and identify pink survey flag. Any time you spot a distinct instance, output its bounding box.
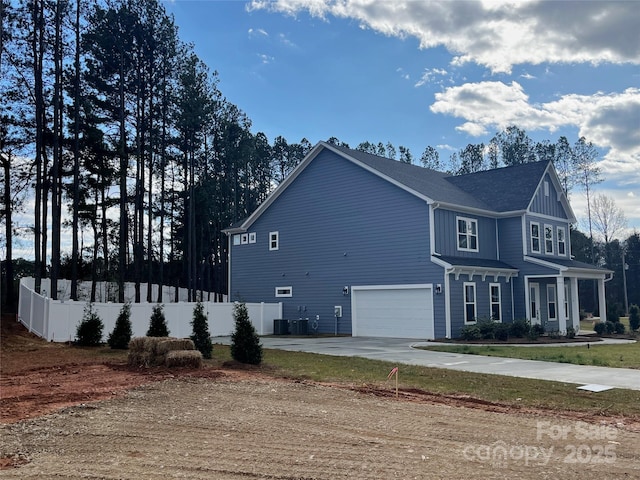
[387,367,398,380]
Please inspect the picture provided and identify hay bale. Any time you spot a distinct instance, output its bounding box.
[128,336,147,353]
[165,350,203,368]
[156,338,195,356]
[127,351,151,367]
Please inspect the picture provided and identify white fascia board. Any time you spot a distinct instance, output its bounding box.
[433,200,525,219]
[526,162,577,223]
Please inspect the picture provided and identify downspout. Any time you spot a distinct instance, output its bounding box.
[227,233,232,301]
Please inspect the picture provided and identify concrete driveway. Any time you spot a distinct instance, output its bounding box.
[218,336,640,391]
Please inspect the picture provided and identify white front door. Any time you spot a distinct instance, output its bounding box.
[530,283,541,324]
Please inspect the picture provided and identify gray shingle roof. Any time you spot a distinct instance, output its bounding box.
[328,143,550,214]
[436,255,518,270]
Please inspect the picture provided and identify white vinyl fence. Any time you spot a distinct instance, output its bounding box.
[18,278,282,343]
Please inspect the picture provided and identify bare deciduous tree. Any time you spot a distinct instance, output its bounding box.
[591,193,627,243]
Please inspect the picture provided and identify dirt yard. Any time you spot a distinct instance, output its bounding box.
[1,317,639,479]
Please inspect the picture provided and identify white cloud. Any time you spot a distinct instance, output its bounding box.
[249,0,640,73]
[414,68,448,88]
[258,53,275,64]
[248,27,269,37]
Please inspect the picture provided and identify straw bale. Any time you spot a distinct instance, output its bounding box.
[165,350,203,368]
[156,338,195,356]
[128,337,148,353]
[127,351,151,367]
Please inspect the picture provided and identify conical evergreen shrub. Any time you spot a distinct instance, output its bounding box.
[108,302,133,349]
[191,302,213,359]
[76,302,104,346]
[230,302,262,365]
[147,304,169,337]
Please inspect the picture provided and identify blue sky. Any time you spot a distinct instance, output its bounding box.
[163,0,640,235]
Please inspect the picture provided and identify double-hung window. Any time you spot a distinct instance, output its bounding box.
[457,217,478,252]
[544,225,554,255]
[530,222,540,254]
[490,283,501,321]
[557,226,566,256]
[464,282,477,323]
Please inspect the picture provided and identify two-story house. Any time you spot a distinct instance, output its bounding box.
[225,142,612,339]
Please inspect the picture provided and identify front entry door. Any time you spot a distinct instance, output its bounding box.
[530,283,541,324]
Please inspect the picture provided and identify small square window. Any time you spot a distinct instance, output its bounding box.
[249,232,256,244]
[233,235,241,246]
[241,233,249,245]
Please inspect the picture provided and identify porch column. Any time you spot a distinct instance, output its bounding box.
[598,277,607,323]
[556,277,567,333]
[570,277,580,332]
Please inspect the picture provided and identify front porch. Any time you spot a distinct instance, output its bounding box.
[524,256,613,334]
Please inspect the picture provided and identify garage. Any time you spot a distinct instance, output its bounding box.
[351,284,434,339]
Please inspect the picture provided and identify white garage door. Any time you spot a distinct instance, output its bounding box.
[351,284,434,339]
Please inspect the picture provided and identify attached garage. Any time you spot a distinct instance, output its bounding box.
[351,284,434,339]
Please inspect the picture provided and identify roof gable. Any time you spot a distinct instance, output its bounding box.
[227,142,574,233]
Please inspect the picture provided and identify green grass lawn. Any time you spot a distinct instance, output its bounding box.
[211,344,640,418]
[419,340,640,368]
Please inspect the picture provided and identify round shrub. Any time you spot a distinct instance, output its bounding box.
[629,304,640,332]
[593,322,606,336]
[565,326,576,339]
[614,322,626,335]
[528,323,545,340]
[605,321,616,335]
[477,319,497,339]
[460,324,481,341]
[494,323,510,341]
[509,319,530,338]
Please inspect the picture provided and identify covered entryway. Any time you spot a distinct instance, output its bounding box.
[351,284,434,339]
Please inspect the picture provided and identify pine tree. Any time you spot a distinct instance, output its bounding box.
[108,302,133,349]
[191,302,213,359]
[76,302,104,346]
[230,303,262,365]
[147,304,169,337]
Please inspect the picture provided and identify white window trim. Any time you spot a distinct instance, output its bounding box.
[544,180,549,196]
[556,226,566,256]
[547,284,557,321]
[530,222,541,254]
[489,283,502,322]
[544,224,554,255]
[269,231,279,251]
[241,233,249,245]
[249,232,256,244]
[275,286,292,298]
[456,216,479,253]
[464,282,477,324]
[233,234,241,246]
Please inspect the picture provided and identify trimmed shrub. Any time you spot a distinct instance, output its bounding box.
[629,304,640,332]
[565,326,576,339]
[76,302,104,346]
[605,321,616,335]
[509,319,530,338]
[593,322,606,336]
[459,324,481,341]
[528,323,544,340]
[147,304,169,337]
[191,302,213,359]
[494,323,510,341]
[477,319,497,339]
[230,302,263,365]
[108,302,133,349]
[614,322,626,335]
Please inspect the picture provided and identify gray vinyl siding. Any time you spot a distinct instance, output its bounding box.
[449,275,514,338]
[433,208,497,259]
[529,173,568,219]
[230,149,445,335]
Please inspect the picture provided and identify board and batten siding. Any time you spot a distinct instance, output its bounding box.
[230,149,445,335]
[529,173,568,219]
[432,208,498,259]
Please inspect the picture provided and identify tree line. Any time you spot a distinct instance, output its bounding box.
[1,0,311,307]
[1,0,635,316]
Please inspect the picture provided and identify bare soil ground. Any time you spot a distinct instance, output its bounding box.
[2,316,639,479]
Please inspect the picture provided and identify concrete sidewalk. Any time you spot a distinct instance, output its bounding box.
[217,336,640,391]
